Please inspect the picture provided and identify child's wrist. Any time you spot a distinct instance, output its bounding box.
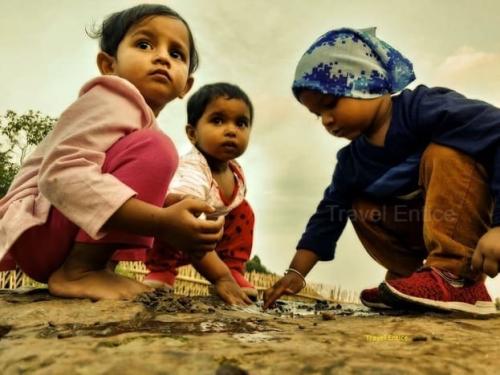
[285,268,307,289]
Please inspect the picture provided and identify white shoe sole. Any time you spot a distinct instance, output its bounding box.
[360,298,392,310]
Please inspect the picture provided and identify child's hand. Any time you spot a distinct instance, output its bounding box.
[190,249,250,305]
[214,275,253,306]
[472,227,500,277]
[262,272,305,309]
[158,198,224,254]
[163,193,198,207]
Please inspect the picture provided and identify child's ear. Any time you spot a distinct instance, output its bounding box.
[185,124,197,144]
[178,76,194,99]
[96,51,116,75]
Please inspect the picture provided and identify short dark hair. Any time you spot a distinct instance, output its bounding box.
[187,83,254,127]
[89,4,199,74]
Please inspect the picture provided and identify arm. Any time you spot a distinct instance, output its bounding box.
[263,249,319,309]
[105,197,225,253]
[191,249,232,283]
[263,166,351,309]
[289,249,321,276]
[192,251,252,305]
[38,79,151,239]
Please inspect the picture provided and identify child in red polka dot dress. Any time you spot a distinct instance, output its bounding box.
[114,82,257,302]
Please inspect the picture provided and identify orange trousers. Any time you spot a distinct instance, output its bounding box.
[351,144,492,281]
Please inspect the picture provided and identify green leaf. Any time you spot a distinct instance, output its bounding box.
[0,110,56,197]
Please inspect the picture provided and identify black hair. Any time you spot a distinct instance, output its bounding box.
[88,4,199,74]
[187,83,254,126]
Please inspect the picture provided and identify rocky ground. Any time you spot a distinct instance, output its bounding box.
[0,288,499,375]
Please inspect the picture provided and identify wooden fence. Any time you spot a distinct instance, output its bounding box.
[0,262,360,304]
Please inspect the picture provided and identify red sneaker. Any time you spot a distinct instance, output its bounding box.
[380,268,497,315]
[230,269,258,298]
[360,287,391,309]
[143,271,176,290]
[0,253,16,271]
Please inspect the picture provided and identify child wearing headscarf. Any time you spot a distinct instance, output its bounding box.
[263,27,500,315]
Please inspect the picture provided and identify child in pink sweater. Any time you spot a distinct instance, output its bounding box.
[0,4,253,303]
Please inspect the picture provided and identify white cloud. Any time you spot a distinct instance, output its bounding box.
[432,46,500,106]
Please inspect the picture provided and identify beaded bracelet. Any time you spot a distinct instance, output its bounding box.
[285,268,306,289]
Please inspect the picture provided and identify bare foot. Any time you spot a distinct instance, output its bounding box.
[47,243,151,300]
[48,267,152,300]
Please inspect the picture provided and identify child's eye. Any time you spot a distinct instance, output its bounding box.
[324,98,338,109]
[236,119,249,128]
[211,117,223,125]
[137,41,152,50]
[170,50,185,60]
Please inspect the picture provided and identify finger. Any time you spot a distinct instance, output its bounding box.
[213,216,225,226]
[225,295,237,306]
[241,292,253,305]
[197,220,225,234]
[185,199,216,216]
[262,288,272,304]
[234,297,247,306]
[236,292,252,306]
[200,230,224,242]
[471,249,484,271]
[263,286,286,310]
[163,193,184,207]
[262,291,275,310]
[190,232,220,245]
[483,257,499,278]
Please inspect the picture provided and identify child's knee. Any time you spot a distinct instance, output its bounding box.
[419,143,489,196]
[420,143,475,174]
[104,129,178,180]
[131,129,178,175]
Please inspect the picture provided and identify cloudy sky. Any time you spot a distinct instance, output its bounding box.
[1,0,499,297]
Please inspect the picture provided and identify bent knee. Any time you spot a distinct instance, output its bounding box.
[421,143,473,168]
[129,129,178,175]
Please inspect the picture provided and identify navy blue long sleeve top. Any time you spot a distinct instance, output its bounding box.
[297,85,500,260]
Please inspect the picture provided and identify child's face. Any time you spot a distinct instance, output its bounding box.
[299,89,382,140]
[187,97,252,163]
[98,15,193,115]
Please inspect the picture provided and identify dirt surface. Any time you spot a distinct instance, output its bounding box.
[1,288,499,375]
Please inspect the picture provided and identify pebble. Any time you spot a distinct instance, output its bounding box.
[321,312,335,321]
[412,335,428,342]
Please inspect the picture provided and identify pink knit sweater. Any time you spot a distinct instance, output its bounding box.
[0,76,159,260]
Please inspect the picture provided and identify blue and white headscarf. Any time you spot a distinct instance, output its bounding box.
[292,27,415,100]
